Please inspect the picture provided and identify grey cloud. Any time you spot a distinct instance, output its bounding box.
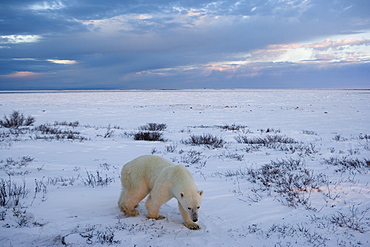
[1,0,369,90]
[1,0,367,36]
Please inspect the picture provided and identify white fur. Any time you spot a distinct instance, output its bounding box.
[118,155,203,230]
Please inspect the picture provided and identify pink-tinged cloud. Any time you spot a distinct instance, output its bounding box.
[304,38,370,49]
[267,38,370,51]
[266,43,302,50]
[243,37,370,67]
[0,71,45,78]
[123,35,370,84]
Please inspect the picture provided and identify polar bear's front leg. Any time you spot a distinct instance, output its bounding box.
[146,183,170,220]
[145,194,166,220]
[178,202,201,230]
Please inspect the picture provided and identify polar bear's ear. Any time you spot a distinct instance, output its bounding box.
[198,190,203,196]
[180,192,185,198]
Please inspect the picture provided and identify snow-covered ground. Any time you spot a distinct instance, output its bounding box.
[0,89,369,247]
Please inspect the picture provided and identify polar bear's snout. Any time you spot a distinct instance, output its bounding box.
[191,210,198,222]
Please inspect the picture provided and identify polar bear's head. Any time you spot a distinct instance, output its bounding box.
[179,190,203,222]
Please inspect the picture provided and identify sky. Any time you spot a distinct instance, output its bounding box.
[0,0,370,90]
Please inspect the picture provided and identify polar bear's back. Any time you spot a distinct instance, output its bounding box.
[121,155,174,190]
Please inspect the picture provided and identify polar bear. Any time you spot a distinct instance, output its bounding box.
[118,155,203,230]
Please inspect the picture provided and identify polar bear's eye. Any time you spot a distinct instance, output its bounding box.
[197,206,200,209]
[188,207,191,210]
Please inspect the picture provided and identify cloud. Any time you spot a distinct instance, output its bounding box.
[0,35,41,44]
[0,0,369,90]
[0,71,45,78]
[46,59,77,65]
[301,38,370,49]
[2,0,369,36]
[127,35,370,83]
[28,1,65,11]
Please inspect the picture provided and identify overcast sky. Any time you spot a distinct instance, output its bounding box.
[1,0,370,90]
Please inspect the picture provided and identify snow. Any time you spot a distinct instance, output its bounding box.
[0,89,369,246]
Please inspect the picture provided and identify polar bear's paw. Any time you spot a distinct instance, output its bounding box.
[121,207,140,217]
[184,222,201,230]
[147,214,166,220]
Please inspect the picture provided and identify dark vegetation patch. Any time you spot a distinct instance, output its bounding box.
[224,159,328,209]
[0,177,28,208]
[181,134,226,149]
[0,111,35,128]
[131,123,167,141]
[359,134,370,140]
[323,156,370,173]
[34,124,87,141]
[0,156,34,170]
[134,131,165,142]
[83,171,114,188]
[234,134,317,155]
[217,124,250,132]
[54,121,80,127]
[235,135,297,145]
[0,111,86,141]
[138,123,167,131]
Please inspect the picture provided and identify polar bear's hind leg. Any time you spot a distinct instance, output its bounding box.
[118,183,148,217]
